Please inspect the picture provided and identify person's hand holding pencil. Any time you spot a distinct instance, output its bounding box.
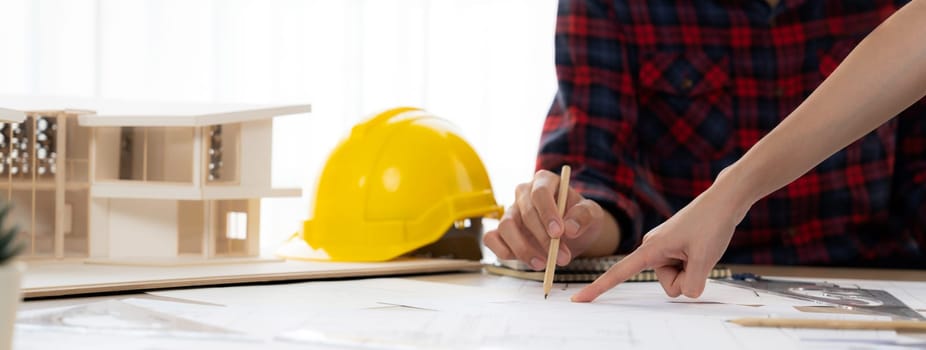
[483,165,622,282]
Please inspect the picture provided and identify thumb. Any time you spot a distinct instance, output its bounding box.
[561,198,601,239]
[680,258,711,298]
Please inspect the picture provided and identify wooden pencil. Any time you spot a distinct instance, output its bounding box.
[728,317,926,332]
[543,165,571,299]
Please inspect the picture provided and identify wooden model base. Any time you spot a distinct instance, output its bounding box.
[22,258,482,299]
[83,255,282,267]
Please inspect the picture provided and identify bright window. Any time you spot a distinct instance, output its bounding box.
[226,211,248,241]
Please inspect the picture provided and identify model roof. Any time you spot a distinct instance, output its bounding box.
[0,107,26,122]
[0,95,310,127]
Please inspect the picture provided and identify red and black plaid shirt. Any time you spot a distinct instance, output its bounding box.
[539,0,926,268]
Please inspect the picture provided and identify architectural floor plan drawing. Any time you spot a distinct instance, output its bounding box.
[16,277,925,349]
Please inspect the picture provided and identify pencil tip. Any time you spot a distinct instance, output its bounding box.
[544,294,548,299]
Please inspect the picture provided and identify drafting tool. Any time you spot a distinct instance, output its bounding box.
[729,317,926,332]
[716,273,925,320]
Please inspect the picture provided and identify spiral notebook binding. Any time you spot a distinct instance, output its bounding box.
[486,255,731,283]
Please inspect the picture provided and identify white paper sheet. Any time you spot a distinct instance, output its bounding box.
[20,275,926,350]
[144,277,926,350]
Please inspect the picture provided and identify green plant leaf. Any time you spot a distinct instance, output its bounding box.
[0,203,23,264]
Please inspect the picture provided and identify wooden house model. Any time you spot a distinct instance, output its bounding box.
[0,97,309,264]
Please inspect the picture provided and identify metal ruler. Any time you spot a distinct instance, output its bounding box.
[716,273,925,320]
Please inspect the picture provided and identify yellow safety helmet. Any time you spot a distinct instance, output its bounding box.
[299,107,503,262]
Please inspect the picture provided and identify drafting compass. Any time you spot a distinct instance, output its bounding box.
[716,273,925,320]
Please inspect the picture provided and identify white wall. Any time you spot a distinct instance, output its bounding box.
[0,0,559,255]
[106,199,179,258]
[239,120,273,189]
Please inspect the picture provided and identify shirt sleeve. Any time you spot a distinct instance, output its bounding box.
[893,98,926,239]
[536,0,666,254]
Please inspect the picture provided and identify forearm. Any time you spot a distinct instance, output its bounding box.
[718,0,926,209]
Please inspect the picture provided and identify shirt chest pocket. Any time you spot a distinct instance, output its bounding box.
[636,50,734,161]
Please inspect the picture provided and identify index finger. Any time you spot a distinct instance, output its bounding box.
[531,171,565,238]
[570,249,650,302]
